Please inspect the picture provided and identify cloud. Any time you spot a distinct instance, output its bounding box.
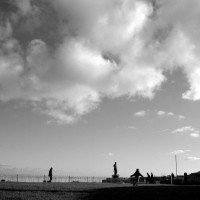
[185,157,200,161]
[169,150,184,155]
[108,152,113,156]
[172,126,200,138]
[156,110,185,120]
[0,21,12,41]
[177,115,186,120]
[169,149,190,155]
[135,110,185,121]
[134,110,147,117]
[171,126,195,134]
[157,110,166,116]
[168,112,174,116]
[0,0,164,124]
[190,133,200,138]
[128,126,136,129]
[14,0,33,15]
[1,0,200,123]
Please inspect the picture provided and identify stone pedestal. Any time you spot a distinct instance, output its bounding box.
[112,174,119,178]
[102,177,124,183]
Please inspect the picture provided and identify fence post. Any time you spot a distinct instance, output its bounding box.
[17,174,18,182]
[69,176,70,183]
[171,174,173,184]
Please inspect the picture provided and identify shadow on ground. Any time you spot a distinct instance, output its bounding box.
[84,185,200,200]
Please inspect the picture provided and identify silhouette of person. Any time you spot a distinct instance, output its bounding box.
[146,173,150,184]
[48,167,53,182]
[113,162,117,177]
[130,169,143,186]
[150,172,154,183]
[183,172,188,184]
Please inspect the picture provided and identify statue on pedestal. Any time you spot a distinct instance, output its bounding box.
[112,162,119,178]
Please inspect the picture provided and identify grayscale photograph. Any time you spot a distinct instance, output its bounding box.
[0,0,200,199]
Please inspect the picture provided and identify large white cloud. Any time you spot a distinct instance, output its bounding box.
[1,0,200,123]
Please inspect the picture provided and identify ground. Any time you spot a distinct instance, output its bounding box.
[0,182,200,200]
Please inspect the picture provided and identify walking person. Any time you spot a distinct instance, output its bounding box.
[130,169,143,186]
[48,167,53,182]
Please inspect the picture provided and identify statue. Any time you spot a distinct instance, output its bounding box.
[48,167,53,182]
[112,162,119,178]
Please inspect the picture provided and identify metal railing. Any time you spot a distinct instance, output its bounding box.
[0,174,108,183]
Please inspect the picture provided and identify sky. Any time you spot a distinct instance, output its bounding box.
[1,0,200,177]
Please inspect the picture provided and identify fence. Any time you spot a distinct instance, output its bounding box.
[0,174,108,183]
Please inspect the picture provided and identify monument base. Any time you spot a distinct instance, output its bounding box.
[102,177,125,183]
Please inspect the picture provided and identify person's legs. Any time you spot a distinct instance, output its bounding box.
[135,181,138,186]
[135,176,139,186]
[133,181,136,186]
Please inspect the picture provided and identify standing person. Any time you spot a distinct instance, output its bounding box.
[150,172,154,184]
[48,167,53,182]
[183,173,188,185]
[146,173,150,184]
[130,169,143,186]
